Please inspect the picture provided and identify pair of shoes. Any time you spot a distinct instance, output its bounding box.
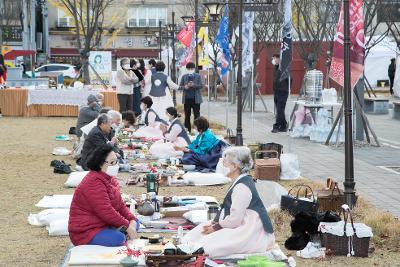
[53,160,72,174]
[50,160,65,167]
[296,242,325,259]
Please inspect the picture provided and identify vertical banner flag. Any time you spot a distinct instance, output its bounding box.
[216,5,231,76]
[177,22,195,48]
[279,0,293,81]
[242,6,254,75]
[180,35,196,67]
[330,0,365,89]
[198,14,210,68]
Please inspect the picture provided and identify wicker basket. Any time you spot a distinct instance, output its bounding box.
[314,178,344,212]
[321,208,371,257]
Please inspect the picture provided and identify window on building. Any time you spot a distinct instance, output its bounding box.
[57,9,73,28]
[127,6,167,28]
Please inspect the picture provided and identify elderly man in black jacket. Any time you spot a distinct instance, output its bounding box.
[79,114,121,170]
[76,94,103,138]
[271,54,289,133]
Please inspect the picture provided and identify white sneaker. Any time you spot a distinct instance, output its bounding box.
[296,242,326,259]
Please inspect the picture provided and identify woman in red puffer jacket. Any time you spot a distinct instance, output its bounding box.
[68,144,138,246]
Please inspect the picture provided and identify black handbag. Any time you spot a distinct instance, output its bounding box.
[281,184,318,216]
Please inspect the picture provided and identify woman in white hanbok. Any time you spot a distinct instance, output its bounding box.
[148,61,179,121]
[149,107,191,158]
[133,96,166,139]
[182,147,276,258]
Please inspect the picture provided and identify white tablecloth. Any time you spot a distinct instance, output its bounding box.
[27,89,95,106]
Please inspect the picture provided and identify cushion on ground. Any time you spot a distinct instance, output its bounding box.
[183,210,208,225]
[68,245,128,265]
[64,171,89,187]
[35,195,73,208]
[46,219,69,236]
[182,172,230,186]
[28,208,70,227]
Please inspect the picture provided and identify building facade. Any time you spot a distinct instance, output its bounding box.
[48,0,188,69]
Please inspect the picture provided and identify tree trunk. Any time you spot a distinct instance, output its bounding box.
[81,55,90,85]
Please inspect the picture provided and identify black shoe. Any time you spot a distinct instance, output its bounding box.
[50,160,64,167]
[271,128,279,133]
[278,127,288,132]
[54,162,72,174]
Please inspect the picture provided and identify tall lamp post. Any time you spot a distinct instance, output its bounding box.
[342,0,356,208]
[168,12,178,106]
[204,0,278,146]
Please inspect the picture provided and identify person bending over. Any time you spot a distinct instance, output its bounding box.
[69,144,138,246]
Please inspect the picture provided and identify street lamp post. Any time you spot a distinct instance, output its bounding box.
[158,21,162,60]
[168,11,177,106]
[195,0,199,73]
[343,0,356,208]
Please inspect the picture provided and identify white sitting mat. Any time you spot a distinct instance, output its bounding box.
[64,171,89,188]
[28,208,70,227]
[183,210,208,225]
[68,245,127,265]
[47,219,69,236]
[319,221,373,238]
[35,195,73,208]
[255,181,288,210]
[80,119,97,136]
[182,172,230,186]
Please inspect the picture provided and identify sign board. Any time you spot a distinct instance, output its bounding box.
[89,51,112,85]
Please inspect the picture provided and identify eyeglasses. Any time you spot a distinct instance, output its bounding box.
[105,159,118,166]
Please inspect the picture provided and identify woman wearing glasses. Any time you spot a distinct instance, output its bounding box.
[69,144,138,247]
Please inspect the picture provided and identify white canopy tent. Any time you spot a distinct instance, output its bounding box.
[364,36,399,87]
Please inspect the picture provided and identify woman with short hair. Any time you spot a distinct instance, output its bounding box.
[121,111,136,130]
[182,146,275,258]
[133,96,166,139]
[149,107,191,158]
[116,58,136,113]
[69,144,138,247]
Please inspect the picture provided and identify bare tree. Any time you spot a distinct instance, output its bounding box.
[364,0,389,57]
[293,0,341,70]
[380,1,400,50]
[59,0,115,84]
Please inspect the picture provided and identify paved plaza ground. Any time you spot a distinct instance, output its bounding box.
[203,94,400,217]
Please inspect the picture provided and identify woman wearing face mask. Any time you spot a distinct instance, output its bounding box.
[116,58,137,113]
[182,146,275,258]
[177,116,227,170]
[69,144,139,247]
[149,107,191,158]
[133,96,166,139]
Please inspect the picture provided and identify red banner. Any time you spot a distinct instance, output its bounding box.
[330,0,364,89]
[177,22,195,48]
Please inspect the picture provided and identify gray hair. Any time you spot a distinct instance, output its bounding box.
[96,93,104,101]
[97,114,111,126]
[222,146,253,174]
[107,110,122,121]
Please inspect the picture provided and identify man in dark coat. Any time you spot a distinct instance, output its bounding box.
[388,58,396,96]
[76,94,103,138]
[272,54,290,133]
[79,114,120,170]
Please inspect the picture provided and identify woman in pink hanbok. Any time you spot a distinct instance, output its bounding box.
[149,107,191,158]
[133,96,166,139]
[182,146,276,258]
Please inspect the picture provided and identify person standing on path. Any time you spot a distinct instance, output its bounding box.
[388,58,396,96]
[130,58,144,116]
[179,62,204,133]
[116,58,136,113]
[271,54,289,133]
[0,54,7,84]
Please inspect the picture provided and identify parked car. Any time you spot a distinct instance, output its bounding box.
[26,64,78,78]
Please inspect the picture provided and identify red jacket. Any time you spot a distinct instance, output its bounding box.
[68,171,135,246]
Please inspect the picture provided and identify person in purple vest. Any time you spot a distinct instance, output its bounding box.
[148,61,179,121]
[182,146,275,258]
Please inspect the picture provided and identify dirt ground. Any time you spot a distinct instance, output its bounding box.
[0,117,399,267]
